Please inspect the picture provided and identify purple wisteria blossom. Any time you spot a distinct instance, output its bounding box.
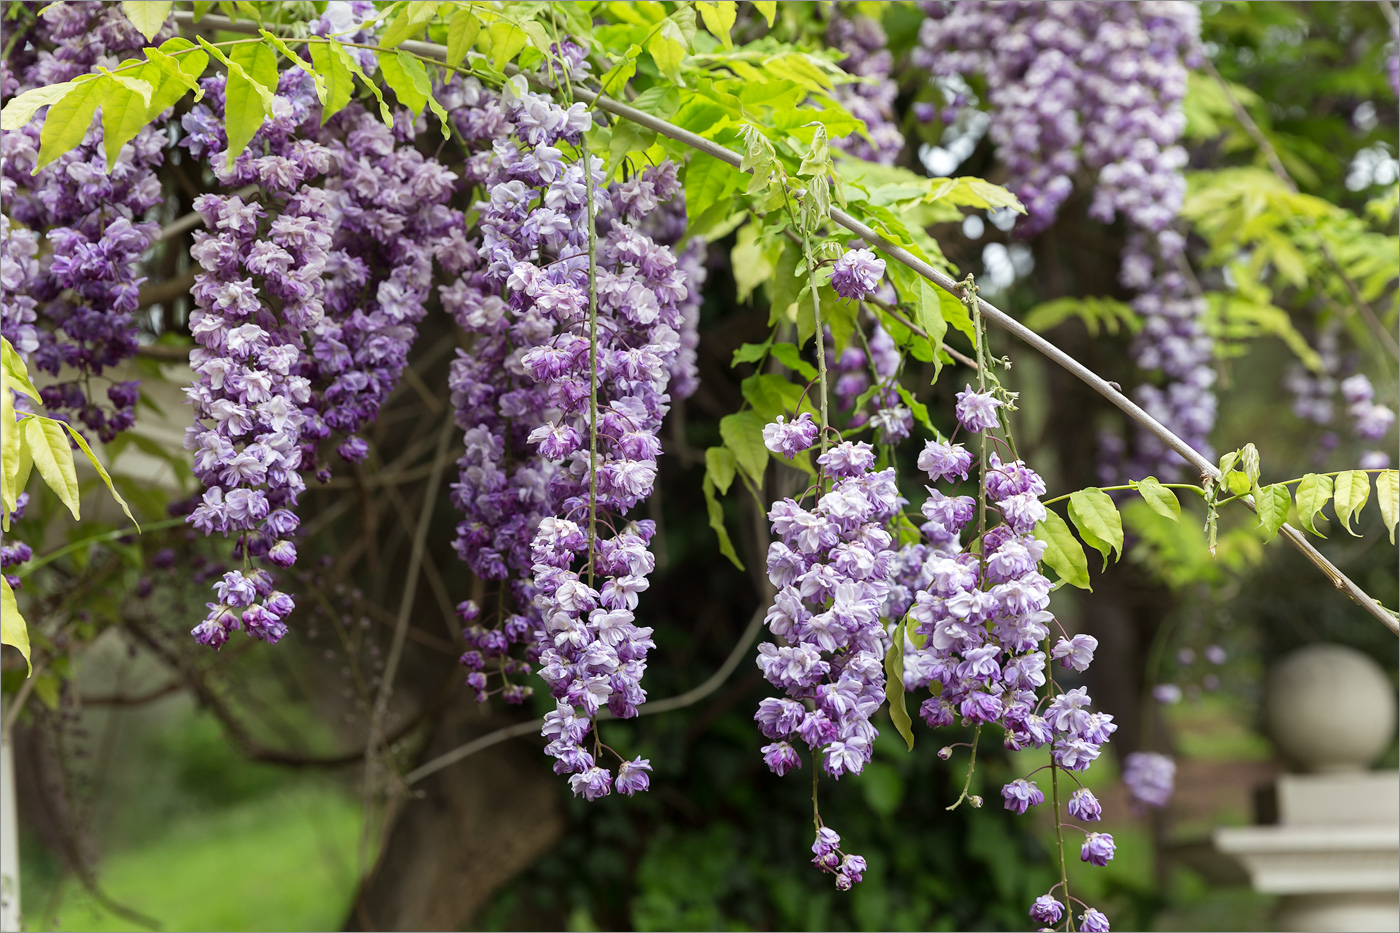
[763,412,819,457]
[1123,751,1176,810]
[830,249,886,301]
[954,385,1001,434]
[1081,831,1117,866]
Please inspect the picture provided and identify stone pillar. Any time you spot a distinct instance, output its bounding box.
[1214,644,1399,933]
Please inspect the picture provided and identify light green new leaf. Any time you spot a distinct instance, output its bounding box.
[486,21,529,73]
[1333,470,1370,537]
[731,223,774,303]
[752,1,777,26]
[884,618,914,751]
[769,343,817,381]
[705,445,737,496]
[646,21,688,86]
[1036,509,1091,590]
[1294,472,1332,537]
[1132,476,1181,522]
[937,283,974,340]
[915,279,948,376]
[1,81,77,131]
[260,29,326,104]
[720,410,769,489]
[380,0,439,48]
[61,422,137,530]
[35,76,106,172]
[308,39,353,122]
[147,41,210,108]
[1068,487,1123,568]
[24,416,80,521]
[598,45,640,98]
[1377,470,1398,545]
[1,575,30,675]
[702,475,744,570]
[1,337,42,403]
[1254,482,1290,543]
[122,0,172,40]
[695,0,736,48]
[198,38,276,168]
[379,51,448,136]
[331,41,393,126]
[446,9,481,67]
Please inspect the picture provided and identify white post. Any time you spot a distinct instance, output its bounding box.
[0,725,19,933]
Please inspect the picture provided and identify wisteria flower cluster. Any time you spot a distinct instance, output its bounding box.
[438,72,686,794]
[915,1,1212,480]
[1,1,169,442]
[755,437,906,886]
[894,387,1119,923]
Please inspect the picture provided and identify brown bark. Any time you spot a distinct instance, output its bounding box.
[345,710,564,932]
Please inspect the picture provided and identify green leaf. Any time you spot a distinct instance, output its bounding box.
[731,338,773,368]
[598,44,640,98]
[486,21,529,73]
[694,0,736,48]
[1254,482,1290,543]
[1240,443,1261,490]
[1,575,30,675]
[1036,509,1091,591]
[682,152,742,239]
[381,50,448,136]
[914,279,948,375]
[146,40,210,109]
[331,41,392,126]
[1333,470,1370,537]
[767,241,804,332]
[752,0,777,26]
[607,117,656,176]
[702,475,744,570]
[35,76,106,172]
[1377,470,1398,545]
[198,38,276,169]
[645,20,688,86]
[121,0,172,40]
[308,38,353,122]
[1295,472,1332,537]
[1,81,76,131]
[720,410,769,489]
[61,422,137,530]
[770,343,817,381]
[1067,487,1123,568]
[937,283,974,341]
[884,617,914,751]
[24,416,80,521]
[706,445,737,496]
[101,78,150,170]
[1,337,42,403]
[446,8,481,67]
[731,223,774,303]
[379,0,438,48]
[259,28,326,104]
[1131,476,1181,522]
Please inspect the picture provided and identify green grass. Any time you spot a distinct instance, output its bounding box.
[26,786,361,932]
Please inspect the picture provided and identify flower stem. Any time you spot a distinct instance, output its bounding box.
[581,138,600,586]
[802,234,830,469]
[1050,757,1075,931]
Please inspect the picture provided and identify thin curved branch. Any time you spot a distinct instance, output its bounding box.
[403,599,769,785]
[166,12,1400,634]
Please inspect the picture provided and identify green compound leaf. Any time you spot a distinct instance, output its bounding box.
[1333,470,1370,537]
[1036,508,1091,591]
[702,475,744,571]
[695,0,736,48]
[1,81,77,131]
[1377,470,1398,545]
[35,75,106,172]
[379,0,438,49]
[24,416,80,521]
[705,445,736,496]
[61,421,137,530]
[720,409,769,489]
[446,9,481,67]
[1067,487,1123,569]
[330,41,392,127]
[1,575,31,675]
[1253,482,1290,543]
[308,37,353,122]
[1132,476,1181,522]
[1295,472,1332,536]
[884,617,915,751]
[121,0,173,40]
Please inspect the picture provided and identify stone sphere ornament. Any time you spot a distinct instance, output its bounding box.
[1264,644,1398,773]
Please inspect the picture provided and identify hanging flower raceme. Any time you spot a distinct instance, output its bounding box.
[181,70,338,647]
[1,1,171,442]
[439,73,686,792]
[897,400,1118,923]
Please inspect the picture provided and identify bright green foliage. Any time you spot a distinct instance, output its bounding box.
[1253,482,1290,542]
[1022,297,1142,338]
[1295,472,1333,536]
[1035,509,1092,591]
[121,0,173,40]
[1068,487,1124,568]
[883,618,915,751]
[1333,470,1371,537]
[1131,477,1181,522]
